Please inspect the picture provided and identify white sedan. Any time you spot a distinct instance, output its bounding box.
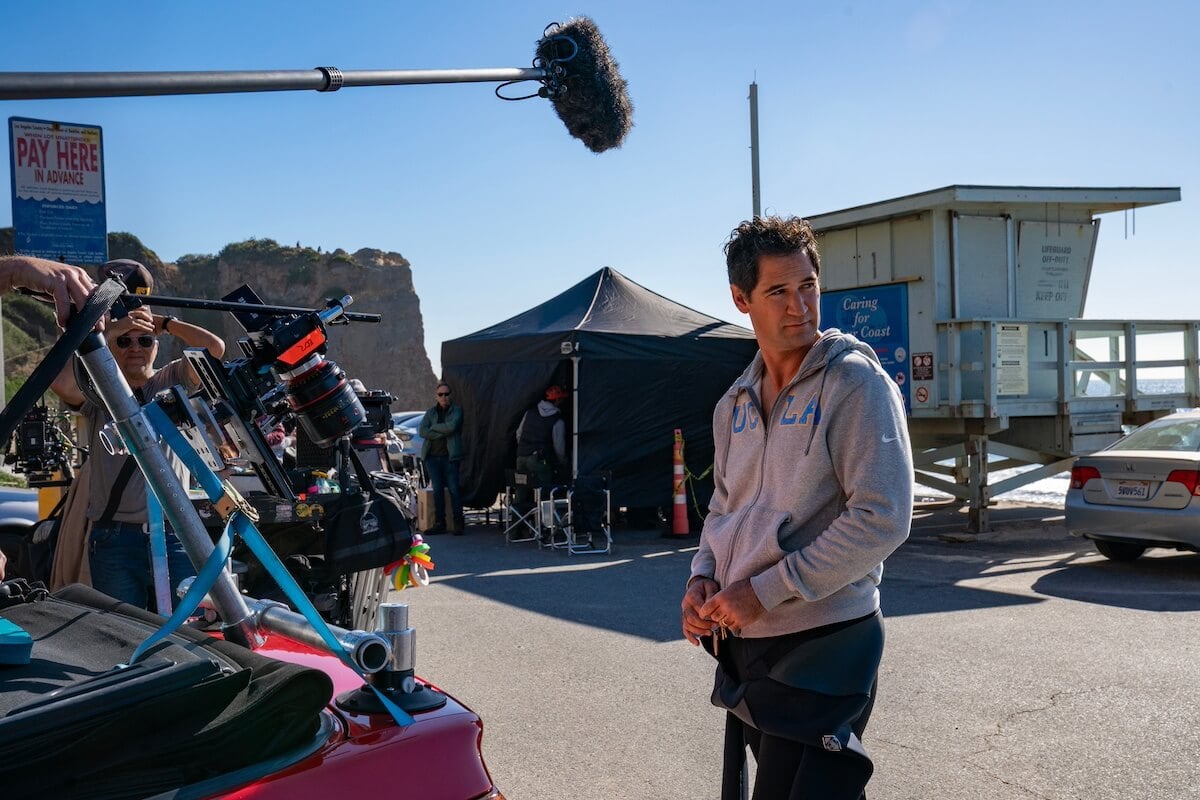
[387,411,426,470]
[1066,409,1200,561]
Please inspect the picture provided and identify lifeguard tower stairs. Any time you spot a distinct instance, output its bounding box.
[809,185,1194,531]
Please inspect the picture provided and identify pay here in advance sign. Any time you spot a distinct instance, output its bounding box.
[9,116,107,264]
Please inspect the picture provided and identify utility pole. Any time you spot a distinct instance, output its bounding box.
[749,81,761,218]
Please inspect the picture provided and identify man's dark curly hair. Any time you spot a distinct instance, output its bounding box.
[724,215,821,296]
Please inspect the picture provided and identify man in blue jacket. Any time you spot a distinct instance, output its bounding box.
[419,382,465,534]
[681,216,913,799]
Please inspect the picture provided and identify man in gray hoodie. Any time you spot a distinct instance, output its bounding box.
[681,216,913,799]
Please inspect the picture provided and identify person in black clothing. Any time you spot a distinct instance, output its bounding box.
[515,384,568,489]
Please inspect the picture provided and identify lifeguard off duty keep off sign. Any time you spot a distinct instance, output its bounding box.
[8,116,107,264]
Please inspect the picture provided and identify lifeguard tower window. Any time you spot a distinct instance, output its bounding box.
[808,185,1193,532]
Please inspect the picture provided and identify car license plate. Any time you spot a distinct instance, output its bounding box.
[1114,480,1150,501]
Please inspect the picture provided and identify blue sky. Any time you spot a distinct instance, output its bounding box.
[2,1,1196,376]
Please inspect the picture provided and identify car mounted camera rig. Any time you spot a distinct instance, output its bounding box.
[0,277,448,719]
[1,280,419,671]
[112,285,414,619]
[5,286,407,637]
[149,284,375,501]
[110,283,389,491]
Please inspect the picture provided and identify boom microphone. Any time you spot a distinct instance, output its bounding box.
[535,17,634,153]
[0,20,634,153]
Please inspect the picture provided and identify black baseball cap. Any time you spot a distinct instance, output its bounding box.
[101,259,154,295]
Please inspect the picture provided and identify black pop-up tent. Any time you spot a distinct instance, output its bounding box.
[442,267,759,513]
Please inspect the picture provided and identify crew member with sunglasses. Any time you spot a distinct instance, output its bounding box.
[51,270,225,609]
[418,382,465,534]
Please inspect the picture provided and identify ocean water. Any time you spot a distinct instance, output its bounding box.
[916,470,1072,506]
[918,378,1191,506]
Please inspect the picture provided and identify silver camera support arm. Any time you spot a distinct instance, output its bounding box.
[77,333,260,648]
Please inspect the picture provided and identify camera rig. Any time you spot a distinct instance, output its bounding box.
[3,403,77,488]
[4,279,411,669]
[126,283,393,492]
[114,287,408,601]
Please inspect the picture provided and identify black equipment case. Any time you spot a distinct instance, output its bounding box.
[0,583,333,799]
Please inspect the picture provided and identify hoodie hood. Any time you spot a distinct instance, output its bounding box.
[729,329,881,455]
[729,328,881,399]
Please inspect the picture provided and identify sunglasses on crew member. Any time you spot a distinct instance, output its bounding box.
[437,391,451,397]
[114,334,156,349]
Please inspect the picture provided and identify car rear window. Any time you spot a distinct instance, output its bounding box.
[1110,417,1200,452]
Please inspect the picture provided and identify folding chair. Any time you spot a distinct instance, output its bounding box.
[549,472,611,555]
[503,469,549,544]
[541,487,572,551]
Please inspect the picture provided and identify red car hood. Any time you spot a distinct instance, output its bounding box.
[211,633,496,800]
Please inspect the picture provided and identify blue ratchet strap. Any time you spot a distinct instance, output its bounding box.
[140,403,415,726]
[128,522,232,665]
[145,489,174,616]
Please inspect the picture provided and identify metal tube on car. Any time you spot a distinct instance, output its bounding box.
[254,601,391,673]
[378,603,415,675]
[79,335,260,648]
[177,582,393,674]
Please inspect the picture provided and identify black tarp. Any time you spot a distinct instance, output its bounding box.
[442,267,758,512]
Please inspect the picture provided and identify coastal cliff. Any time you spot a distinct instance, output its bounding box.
[2,229,437,409]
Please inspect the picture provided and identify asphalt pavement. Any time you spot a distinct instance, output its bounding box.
[394,502,1200,800]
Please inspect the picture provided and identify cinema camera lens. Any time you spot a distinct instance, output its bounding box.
[224,288,368,449]
[277,354,365,449]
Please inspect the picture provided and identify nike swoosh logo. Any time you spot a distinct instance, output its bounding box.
[882,435,901,443]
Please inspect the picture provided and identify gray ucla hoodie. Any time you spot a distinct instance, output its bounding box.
[690,329,913,638]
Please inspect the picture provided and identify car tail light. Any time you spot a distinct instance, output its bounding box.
[1165,469,1200,495]
[1070,465,1101,490]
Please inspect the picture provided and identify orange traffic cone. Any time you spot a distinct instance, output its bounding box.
[671,428,689,536]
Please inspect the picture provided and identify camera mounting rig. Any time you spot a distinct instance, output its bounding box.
[3,277,395,671]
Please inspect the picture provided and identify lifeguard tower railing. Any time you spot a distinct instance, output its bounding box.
[915,318,1200,530]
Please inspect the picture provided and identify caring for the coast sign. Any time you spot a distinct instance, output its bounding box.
[821,283,911,409]
[9,116,107,264]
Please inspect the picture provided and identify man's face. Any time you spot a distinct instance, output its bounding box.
[111,332,158,386]
[436,386,452,409]
[731,251,821,357]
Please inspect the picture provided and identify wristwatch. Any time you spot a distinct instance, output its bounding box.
[161,315,177,333]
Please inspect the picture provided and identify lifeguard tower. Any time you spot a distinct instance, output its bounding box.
[809,185,1195,531]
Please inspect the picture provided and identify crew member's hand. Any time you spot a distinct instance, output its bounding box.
[698,578,766,635]
[108,305,155,338]
[35,260,96,328]
[0,548,7,581]
[152,313,169,334]
[3,256,99,329]
[681,576,719,645]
